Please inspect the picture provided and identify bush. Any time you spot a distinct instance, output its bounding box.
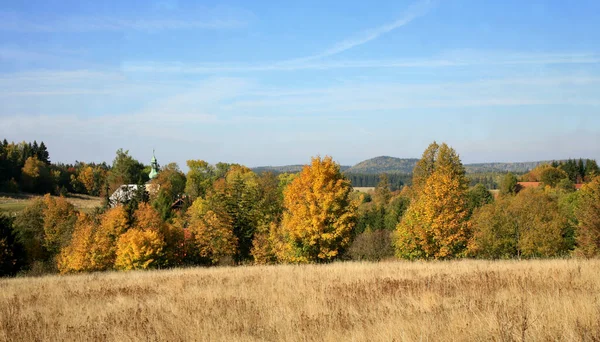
[348,230,394,261]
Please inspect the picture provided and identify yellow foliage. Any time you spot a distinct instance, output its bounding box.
[57,213,95,273]
[134,203,164,232]
[114,229,165,270]
[276,156,358,263]
[90,206,130,270]
[42,195,78,255]
[77,166,95,194]
[395,143,470,260]
[58,207,130,273]
[187,198,237,264]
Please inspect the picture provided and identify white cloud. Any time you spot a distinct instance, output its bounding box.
[122,52,600,74]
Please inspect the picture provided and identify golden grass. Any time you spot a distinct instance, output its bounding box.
[1,259,599,341]
[0,193,102,215]
[353,187,375,193]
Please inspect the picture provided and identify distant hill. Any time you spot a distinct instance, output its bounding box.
[345,156,419,174]
[464,161,547,174]
[253,157,548,176]
[253,165,351,174]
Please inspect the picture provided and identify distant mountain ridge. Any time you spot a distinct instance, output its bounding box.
[252,156,552,175]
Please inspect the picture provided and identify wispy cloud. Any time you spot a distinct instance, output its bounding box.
[0,8,250,32]
[122,52,600,74]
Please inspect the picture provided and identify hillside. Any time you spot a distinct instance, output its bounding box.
[254,157,550,176]
[253,164,351,174]
[345,156,419,174]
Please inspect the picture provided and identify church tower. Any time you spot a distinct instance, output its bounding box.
[149,150,159,180]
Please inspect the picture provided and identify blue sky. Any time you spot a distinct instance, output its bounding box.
[1,0,599,168]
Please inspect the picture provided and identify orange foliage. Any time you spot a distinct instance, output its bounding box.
[275,156,357,263]
[114,229,165,270]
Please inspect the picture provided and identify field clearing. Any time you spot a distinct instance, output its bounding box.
[353,187,375,193]
[0,193,102,215]
[1,260,599,341]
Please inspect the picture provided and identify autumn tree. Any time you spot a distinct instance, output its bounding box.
[41,195,78,255]
[77,165,96,194]
[186,198,237,265]
[150,163,186,221]
[108,149,147,191]
[273,156,358,263]
[540,167,569,188]
[114,228,165,270]
[57,213,96,273]
[395,143,471,260]
[467,183,494,213]
[469,188,571,259]
[21,156,53,193]
[12,198,47,265]
[574,176,600,257]
[90,206,130,269]
[500,172,519,196]
[411,141,439,196]
[185,160,215,201]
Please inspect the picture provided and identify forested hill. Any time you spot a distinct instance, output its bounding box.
[252,165,351,174]
[345,156,419,174]
[464,161,547,174]
[253,157,549,175]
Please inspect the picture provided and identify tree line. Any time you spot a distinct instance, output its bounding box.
[1,140,600,276]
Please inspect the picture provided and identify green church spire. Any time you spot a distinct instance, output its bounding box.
[149,149,159,180]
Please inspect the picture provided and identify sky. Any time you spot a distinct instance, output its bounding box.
[1,0,600,168]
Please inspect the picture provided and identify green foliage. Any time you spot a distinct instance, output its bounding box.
[540,167,568,187]
[500,173,518,196]
[108,148,147,190]
[185,160,215,201]
[467,184,494,213]
[345,156,419,174]
[574,177,600,257]
[150,163,186,221]
[469,189,572,259]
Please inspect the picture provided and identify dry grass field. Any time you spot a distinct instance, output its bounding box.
[0,193,102,215]
[353,187,375,193]
[1,259,599,342]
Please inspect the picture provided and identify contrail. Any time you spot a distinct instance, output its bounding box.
[281,0,434,64]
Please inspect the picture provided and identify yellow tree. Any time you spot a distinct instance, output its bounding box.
[186,198,237,265]
[133,203,164,232]
[57,213,95,273]
[395,143,471,260]
[574,176,600,257]
[21,156,52,193]
[114,228,165,270]
[274,156,357,263]
[90,206,129,270]
[77,165,96,194]
[42,195,78,255]
[58,207,130,273]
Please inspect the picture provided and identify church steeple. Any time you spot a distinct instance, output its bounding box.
[149,149,159,180]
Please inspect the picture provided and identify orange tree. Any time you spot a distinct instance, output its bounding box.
[274,156,357,263]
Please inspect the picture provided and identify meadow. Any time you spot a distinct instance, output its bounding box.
[0,193,102,215]
[1,259,599,341]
